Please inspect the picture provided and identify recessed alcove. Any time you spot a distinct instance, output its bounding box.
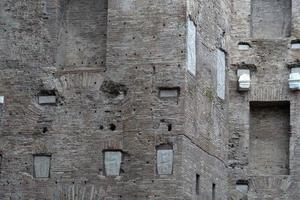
[251,0,291,38]
[249,101,290,175]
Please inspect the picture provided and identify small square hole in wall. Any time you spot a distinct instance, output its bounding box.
[159,87,180,98]
[38,90,57,105]
[156,144,173,175]
[104,150,122,176]
[236,180,249,193]
[33,155,51,178]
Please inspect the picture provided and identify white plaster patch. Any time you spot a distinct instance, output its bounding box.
[34,155,51,178]
[0,96,4,104]
[104,151,122,176]
[159,89,179,98]
[157,149,173,175]
[216,49,226,99]
[38,96,56,105]
[187,18,196,75]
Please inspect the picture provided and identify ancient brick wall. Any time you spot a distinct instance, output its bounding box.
[182,0,231,199]
[4,0,300,199]
[0,0,231,199]
[229,0,300,199]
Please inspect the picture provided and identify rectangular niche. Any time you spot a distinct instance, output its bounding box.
[159,87,180,98]
[249,101,290,175]
[251,0,291,38]
[156,144,173,175]
[33,155,51,178]
[104,151,122,176]
[57,0,108,69]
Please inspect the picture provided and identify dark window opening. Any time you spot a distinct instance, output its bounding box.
[196,174,200,195]
[167,124,172,131]
[212,183,216,200]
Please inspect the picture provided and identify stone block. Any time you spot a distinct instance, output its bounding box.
[236,180,249,193]
[291,40,300,49]
[291,43,300,49]
[216,49,226,99]
[104,151,122,176]
[34,155,51,178]
[291,67,300,73]
[38,96,56,105]
[159,88,179,98]
[187,18,196,76]
[238,43,250,51]
[157,149,173,175]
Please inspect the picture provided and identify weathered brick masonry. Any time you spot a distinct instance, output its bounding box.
[0,0,299,200]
